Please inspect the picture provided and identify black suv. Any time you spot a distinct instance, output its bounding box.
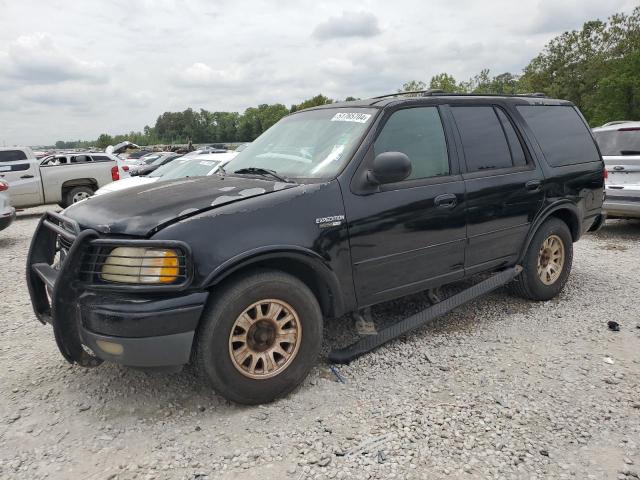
[27,93,605,404]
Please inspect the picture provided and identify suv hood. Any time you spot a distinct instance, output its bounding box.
[64,175,296,236]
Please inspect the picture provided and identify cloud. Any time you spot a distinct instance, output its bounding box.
[2,33,107,84]
[312,11,382,40]
[172,62,245,88]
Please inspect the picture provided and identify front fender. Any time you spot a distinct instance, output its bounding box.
[203,245,348,318]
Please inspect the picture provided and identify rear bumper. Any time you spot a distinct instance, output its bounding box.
[26,211,207,368]
[0,206,15,231]
[604,196,640,219]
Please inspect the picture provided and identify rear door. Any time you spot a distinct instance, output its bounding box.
[448,104,545,274]
[0,149,42,207]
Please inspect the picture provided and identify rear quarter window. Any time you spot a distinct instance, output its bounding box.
[517,105,600,167]
[0,150,28,162]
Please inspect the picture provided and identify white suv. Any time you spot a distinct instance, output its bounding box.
[593,121,640,219]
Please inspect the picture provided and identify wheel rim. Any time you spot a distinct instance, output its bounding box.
[228,299,302,379]
[537,234,565,285]
[72,191,91,203]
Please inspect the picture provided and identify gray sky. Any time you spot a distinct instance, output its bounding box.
[0,0,636,146]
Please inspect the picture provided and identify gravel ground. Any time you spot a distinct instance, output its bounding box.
[1,206,639,480]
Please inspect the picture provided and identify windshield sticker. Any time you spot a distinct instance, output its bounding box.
[331,112,372,123]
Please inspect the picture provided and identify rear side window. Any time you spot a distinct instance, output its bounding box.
[451,106,515,172]
[517,105,600,166]
[0,150,28,162]
[374,107,449,180]
[495,109,527,167]
[593,128,640,156]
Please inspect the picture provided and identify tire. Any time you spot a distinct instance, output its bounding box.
[61,186,94,207]
[194,269,323,404]
[510,218,573,301]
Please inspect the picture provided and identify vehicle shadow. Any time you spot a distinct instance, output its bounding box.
[593,219,640,241]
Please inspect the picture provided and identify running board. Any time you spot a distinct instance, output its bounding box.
[328,266,522,364]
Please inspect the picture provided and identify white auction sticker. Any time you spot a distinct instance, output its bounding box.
[331,112,372,123]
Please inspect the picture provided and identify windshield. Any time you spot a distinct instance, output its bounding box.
[224,108,377,180]
[594,128,640,156]
[142,155,161,164]
[149,158,221,180]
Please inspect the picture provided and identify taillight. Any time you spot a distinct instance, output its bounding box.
[0,181,8,192]
[111,166,120,181]
[122,165,129,172]
[602,167,608,180]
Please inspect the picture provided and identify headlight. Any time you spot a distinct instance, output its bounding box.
[101,247,180,284]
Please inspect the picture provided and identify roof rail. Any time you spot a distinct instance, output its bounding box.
[515,92,547,98]
[372,89,447,100]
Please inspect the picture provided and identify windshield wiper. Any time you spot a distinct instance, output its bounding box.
[233,167,293,183]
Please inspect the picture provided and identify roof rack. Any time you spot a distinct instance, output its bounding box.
[371,90,550,102]
[515,92,547,98]
[372,89,447,100]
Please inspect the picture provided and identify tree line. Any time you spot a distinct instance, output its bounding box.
[54,6,639,150]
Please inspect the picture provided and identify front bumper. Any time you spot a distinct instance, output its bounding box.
[0,206,15,231]
[26,211,208,368]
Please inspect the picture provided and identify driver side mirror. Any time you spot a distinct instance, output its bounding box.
[367,151,411,185]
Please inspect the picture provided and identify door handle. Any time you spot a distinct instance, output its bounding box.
[434,193,457,208]
[20,174,34,179]
[525,180,541,191]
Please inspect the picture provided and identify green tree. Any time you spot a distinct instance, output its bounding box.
[520,7,640,125]
[96,133,113,149]
[290,94,333,113]
[429,73,459,92]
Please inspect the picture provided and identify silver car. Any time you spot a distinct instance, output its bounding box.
[0,180,16,232]
[593,121,640,219]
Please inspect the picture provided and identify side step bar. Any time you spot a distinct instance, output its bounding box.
[328,266,522,364]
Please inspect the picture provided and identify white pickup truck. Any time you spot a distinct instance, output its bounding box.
[0,147,129,208]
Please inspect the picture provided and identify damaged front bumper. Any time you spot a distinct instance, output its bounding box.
[26,211,208,368]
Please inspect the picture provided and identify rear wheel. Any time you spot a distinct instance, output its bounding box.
[195,270,323,404]
[61,186,94,207]
[510,218,573,301]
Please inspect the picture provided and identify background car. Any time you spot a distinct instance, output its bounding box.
[593,121,640,218]
[94,154,231,196]
[131,152,181,176]
[0,180,16,232]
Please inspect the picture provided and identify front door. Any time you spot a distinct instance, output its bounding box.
[344,106,467,307]
[448,104,545,273]
[0,150,42,207]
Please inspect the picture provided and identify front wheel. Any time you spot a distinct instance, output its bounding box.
[194,270,323,404]
[510,218,573,301]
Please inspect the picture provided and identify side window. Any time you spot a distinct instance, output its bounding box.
[90,155,111,162]
[451,106,513,172]
[374,107,449,180]
[495,108,527,167]
[516,105,600,167]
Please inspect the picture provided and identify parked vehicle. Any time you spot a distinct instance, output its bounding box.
[131,152,181,176]
[0,147,129,208]
[27,93,604,404]
[593,121,640,218]
[0,180,15,232]
[94,154,231,195]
